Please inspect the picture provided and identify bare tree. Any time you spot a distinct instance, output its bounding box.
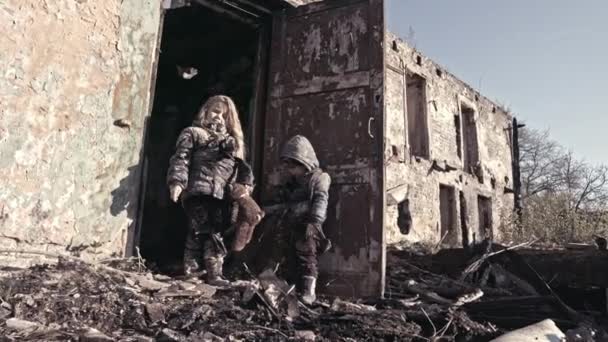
[572,164,608,212]
[519,128,566,199]
[509,127,608,243]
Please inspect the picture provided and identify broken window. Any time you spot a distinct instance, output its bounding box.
[406,72,430,158]
[397,199,412,235]
[460,102,479,174]
[439,185,458,247]
[477,195,493,240]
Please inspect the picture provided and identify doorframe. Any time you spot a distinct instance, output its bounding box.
[125,9,167,257]
[249,23,272,197]
[129,2,273,256]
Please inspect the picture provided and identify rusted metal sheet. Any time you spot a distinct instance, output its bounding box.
[261,0,386,298]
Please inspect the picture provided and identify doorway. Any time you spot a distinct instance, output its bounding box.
[459,191,470,247]
[439,185,458,247]
[138,3,266,272]
[477,195,493,240]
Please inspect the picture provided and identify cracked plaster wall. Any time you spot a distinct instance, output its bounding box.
[0,0,161,264]
[384,33,514,247]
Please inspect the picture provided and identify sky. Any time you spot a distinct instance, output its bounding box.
[386,0,608,165]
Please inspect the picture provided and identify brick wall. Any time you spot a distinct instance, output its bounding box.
[384,32,514,246]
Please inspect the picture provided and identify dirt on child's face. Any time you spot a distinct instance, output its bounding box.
[204,101,228,127]
[281,159,307,180]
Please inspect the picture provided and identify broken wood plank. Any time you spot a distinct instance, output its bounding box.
[460,240,538,281]
[402,280,454,306]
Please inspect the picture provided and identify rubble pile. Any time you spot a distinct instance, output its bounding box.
[0,257,432,341]
[0,246,606,341]
[388,243,608,340]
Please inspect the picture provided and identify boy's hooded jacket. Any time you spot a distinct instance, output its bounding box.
[279,135,331,225]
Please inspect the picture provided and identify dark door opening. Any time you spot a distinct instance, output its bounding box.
[459,191,469,248]
[138,4,266,273]
[477,195,493,240]
[439,185,458,247]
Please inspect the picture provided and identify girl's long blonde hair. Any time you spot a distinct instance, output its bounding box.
[195,95,246,160]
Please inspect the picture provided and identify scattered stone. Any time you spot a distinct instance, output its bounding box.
[241,284,258,303]
[201,331,223,341]
[145,303,165,323]
[125,276,137,287]
[231,280,257,288]
[193,283,217,297]
[80,327,113,341]
[155,282,216,298]
[295,330,316,341]
[0,307,10,320]
[330,298,376,313]
[0,299,11,320]
[159,328,188,342]
[153,274,172,282]
[134,275,171,292]
[6,317,42,331]
[490,319,565,342]
[155,289,199,298]
[14,294,35,307]
[178,281,197,291]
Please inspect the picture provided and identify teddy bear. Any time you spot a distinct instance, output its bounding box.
[230,183,265,252]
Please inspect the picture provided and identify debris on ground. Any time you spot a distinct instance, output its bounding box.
[0,244,606,341]
[489,319,565,342]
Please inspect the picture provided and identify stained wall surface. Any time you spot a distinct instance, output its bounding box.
[0,0,162,264]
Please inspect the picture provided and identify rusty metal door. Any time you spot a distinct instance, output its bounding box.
[261,0,386,298]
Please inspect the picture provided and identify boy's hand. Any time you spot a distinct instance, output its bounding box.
[305,223,319,239]
[169,185,183,203]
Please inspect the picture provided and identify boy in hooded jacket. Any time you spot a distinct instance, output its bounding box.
[272,135,331,304]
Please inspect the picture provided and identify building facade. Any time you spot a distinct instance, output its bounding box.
[384,34,514,248]
[0,0,514,296]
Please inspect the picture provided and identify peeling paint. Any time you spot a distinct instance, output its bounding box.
[0,0,161,262]
[263,0,385,297]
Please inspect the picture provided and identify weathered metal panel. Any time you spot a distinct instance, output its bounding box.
[262,0,385,298]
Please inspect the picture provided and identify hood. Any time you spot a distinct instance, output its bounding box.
[280,135,319,172]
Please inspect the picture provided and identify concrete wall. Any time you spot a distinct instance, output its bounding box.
[0,0,161,263]
[384,33,514,246]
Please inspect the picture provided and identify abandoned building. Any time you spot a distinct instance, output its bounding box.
[0,0,514,298]
[383,35,514,248]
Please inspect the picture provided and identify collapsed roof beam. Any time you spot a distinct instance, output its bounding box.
[228,0,272,14]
